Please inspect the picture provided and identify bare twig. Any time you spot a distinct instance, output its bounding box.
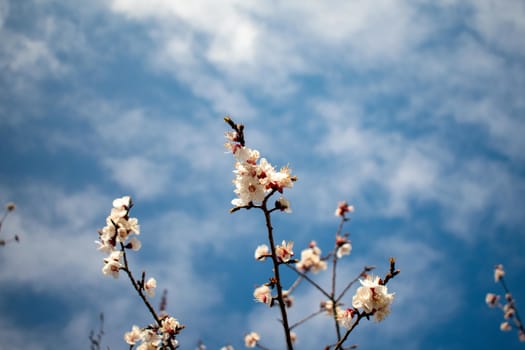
[89,313,105,350]
[336,266,375,304]
[290,309,325,330]
[286,265,331,300]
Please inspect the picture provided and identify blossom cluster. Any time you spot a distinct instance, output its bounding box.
[124,316,182,349]
[335,235,352,259]
[253,285,273,306]
[225,127,295,208]
[276,240,294,263]
[327,274,395,331]
[244,331,260,348]
[486,264,525,343]
[335,201,354,217]
[295,241,327,273]
[97,195,141,277]
[243,330,296,348]
[351,275,395,322]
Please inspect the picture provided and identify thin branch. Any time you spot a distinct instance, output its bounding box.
[286,264,331,300]
[383,257,400,285]
[255,343,271,350]
[500,277,525,333]
[336,266,375,303]
[290,309,324,330]
[120,243,180,350]
[120,243,162,327]
[260,190,294,350]
[224,116,245,146]
[0,206,12,225]
[89,313,105,350]
[0,203,19,246]
[330,215,347,341]
[332,311,371,350]
[287,275,303,295]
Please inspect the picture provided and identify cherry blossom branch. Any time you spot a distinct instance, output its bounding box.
[120,243,163,329]
[120,244,183,350]
[225,117,297,349]
[98,197,183,349]
[332,310,371,350]
[224,118,398,348]
[500,280,525,335]
[486,264,525,342]
[284,205,379,347]
[330,214,348,341]
[333,259,399,350]
[260,191,294,350]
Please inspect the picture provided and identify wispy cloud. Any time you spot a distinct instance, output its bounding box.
[102,156,172,199]
[0,184,107,289]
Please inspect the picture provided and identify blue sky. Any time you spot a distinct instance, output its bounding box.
[1,0,524,349]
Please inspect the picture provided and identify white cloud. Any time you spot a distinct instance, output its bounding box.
[277,0,429,64]
[290,95,525,242]
[0,185,108,289]
[76,101,227,169]
[468,0,525,57]
[0,30,66,104]
[0,0,8,29]
[0,33,65,77]
[0,317,46,350]
[100,0,525,198]
[384,149,439,216]
[104,0,427,108]
[304,110,445,218]
[0,2,99,127]
[103,155,172,199]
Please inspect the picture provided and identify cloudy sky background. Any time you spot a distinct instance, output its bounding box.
[1,0,525,349]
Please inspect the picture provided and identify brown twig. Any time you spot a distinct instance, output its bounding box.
[224,116,245,147]
[286,264,331,300]
[330,215,348,341]
[332,310,372,350]
[287,275,303,295]
[383,257,400,285]
[336,266,375,304]
[260,190,294,350]
[120,244,162,327]
[290,309,325,330]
